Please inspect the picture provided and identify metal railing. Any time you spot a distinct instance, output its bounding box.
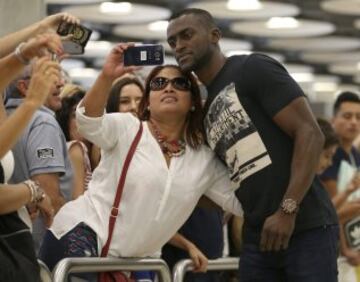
[52,257,172,282]
[173,257,239,282]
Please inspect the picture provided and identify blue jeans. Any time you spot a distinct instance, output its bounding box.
[39,223,156,282]
[238,225,339,282]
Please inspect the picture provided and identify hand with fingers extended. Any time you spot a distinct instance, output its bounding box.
[25,56,61,108]
[188,244,208,273]
[260,210,296,252]
[101,43,140,80]
[40,12,80,32]
[20,33,64,62]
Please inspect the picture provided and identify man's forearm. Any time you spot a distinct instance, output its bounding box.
[0,21,42,58]
[283,125,324,204]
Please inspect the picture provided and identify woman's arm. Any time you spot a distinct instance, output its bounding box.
[204,157,243,216]
[0,33,63,95]
[0,183,31,214]
[0,12,78,58]
[0,56,61,158]
[0,182,54,227]
[80,43,137,117]
[68,142,86,199]
[168,233,208,273]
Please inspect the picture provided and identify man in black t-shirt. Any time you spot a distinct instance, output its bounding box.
[167,8,339,282]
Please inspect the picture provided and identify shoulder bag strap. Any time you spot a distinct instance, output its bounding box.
[100,121,143,257]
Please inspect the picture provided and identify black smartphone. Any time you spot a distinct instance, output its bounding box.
[123,44,164,66]
[57,21,92,54]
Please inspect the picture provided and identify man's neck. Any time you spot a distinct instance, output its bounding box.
[340,140,354,154]
[195,52,227,86]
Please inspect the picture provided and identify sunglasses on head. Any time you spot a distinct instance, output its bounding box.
[149,76,191,92]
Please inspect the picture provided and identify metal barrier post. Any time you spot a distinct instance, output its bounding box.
[52,257,172,282]
[173,257,239,282]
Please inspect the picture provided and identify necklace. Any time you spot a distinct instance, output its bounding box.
[149,120,186,158]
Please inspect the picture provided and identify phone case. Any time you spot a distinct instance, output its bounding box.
[124,45,164,66]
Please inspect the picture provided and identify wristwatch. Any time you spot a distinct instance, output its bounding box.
[280,198,299,215]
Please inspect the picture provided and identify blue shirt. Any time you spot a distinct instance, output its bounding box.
[320,146,360,181]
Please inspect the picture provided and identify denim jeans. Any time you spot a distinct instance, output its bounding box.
[238,225,339,282]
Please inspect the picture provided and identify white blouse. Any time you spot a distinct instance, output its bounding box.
[50,107,242,258]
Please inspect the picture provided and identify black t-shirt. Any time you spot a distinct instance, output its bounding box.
[320,146,360,181]
[204,54,338,244]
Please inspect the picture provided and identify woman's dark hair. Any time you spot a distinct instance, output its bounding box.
[138,64,204,149]
[317,118,339,149]
[56,90,85,141]
[106,76,144,113]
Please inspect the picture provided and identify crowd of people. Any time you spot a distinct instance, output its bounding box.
[1,7,360,282]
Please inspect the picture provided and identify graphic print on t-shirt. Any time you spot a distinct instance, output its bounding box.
[204,83,271,187]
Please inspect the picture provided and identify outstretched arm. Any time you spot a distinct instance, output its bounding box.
[0,12,78,58]
[80,43,137,117]
[0,32,63,98]
[0,56,61,159]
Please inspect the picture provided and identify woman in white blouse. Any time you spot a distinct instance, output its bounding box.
[39,43,242,273]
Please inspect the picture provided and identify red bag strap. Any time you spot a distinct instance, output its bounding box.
[100,122,143,257]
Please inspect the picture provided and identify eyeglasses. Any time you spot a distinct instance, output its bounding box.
[149,76,191,92]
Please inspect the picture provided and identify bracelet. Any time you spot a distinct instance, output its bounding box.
[14,42,30,65]
[23,180,45,204]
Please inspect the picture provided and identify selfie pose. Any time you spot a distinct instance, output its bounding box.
[39,43,242,275]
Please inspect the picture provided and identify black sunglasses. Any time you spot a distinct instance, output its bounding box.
[149,76,191,92]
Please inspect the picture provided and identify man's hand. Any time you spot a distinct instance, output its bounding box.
[25,56,61,108]
[40,12,80,32]
[21,33,64,61]
[260,210,296,252]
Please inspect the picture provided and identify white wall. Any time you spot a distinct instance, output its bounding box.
[0,0,45,37]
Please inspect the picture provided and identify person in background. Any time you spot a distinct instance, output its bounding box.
[0,27,64,281]
[320,92,360,282]
[5,58,74,252]
[167,8,338,282]
[57,85,92,199]
[106,75,144,115]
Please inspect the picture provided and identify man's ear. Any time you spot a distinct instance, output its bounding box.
[16,80,28,98]
[210,27,221,44]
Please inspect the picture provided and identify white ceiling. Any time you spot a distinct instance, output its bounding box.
[47,0,360,106]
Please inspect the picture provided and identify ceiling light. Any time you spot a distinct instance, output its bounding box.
[313,82,338,92]
[100,2,132,14]
[227,0,262,10]
[291,73,314,83]
[266,17,299,29]
[148,21,168,32]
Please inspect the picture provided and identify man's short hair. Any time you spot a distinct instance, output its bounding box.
[169,8,217,30]
[333,91,360,116]
[4,65,32,101]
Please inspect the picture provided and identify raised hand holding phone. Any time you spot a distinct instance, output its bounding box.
[123,44,164,66]
[56,20,92,54]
